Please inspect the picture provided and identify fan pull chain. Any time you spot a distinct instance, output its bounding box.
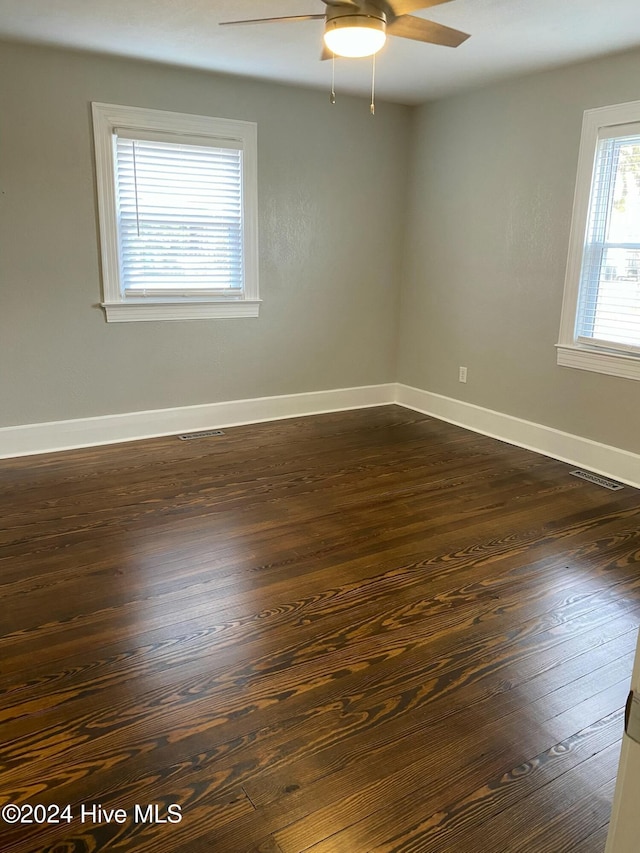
[370,53,376,116]
[132,140,141,237]
[330,53,336,104]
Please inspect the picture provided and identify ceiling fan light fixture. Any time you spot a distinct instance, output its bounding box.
[323,15,387,59]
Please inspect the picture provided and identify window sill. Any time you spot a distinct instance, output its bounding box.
[556,343,640,381]
[101,300,261,323]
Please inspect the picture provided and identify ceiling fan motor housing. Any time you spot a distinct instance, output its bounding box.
[325,3,388,36]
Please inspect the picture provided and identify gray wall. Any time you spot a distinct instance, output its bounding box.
[2,39,640,456]
[0,41,410,427]
[398,49,640,455]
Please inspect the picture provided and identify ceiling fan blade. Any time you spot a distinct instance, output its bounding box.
[386,0,452,16]
[387,14,469,47]
[320,44,333,61]
[322,0,359,6]
[220,14,325,26]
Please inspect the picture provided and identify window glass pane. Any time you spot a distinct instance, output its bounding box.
[590,256,640,346]
[607,140,640,244]
[115,138,244,292]
[576,134,640,348]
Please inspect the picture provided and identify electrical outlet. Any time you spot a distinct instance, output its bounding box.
[459,366,468,383]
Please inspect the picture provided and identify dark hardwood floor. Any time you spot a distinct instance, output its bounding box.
[1,405,639,853]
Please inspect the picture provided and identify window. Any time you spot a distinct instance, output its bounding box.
[92,103,259,321]
[558,101,640,380]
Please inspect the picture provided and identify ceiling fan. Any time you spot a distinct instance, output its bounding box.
[220,0,470,60]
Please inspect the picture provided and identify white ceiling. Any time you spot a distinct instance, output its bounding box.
[1,0,640,104]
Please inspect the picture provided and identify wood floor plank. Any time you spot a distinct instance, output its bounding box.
[369,727,619,853]
[244,649,635,810]
[439,749,620,853]
[0,406,637,853]
[294,741,620,853]
[4,535,637,731]
[577,821,611,853]
[2,579,636,787]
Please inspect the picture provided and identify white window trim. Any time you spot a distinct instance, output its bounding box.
[92,102,260,322]
[558,99,640,380]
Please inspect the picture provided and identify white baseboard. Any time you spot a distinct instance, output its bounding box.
[396,383,640,490]
[3,382,639,490]
[0,384,395,459]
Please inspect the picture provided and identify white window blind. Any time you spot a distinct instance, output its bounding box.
[114,135,244,296]
[576,133,640,351]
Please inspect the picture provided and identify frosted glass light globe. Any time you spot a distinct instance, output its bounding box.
[324,20,386,58]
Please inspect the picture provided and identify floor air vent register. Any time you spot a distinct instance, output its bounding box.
[178,430,225,441]
[570,470,624,491]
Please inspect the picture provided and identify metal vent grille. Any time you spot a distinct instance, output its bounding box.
[178,429,225,441]
[570,470,624,491]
